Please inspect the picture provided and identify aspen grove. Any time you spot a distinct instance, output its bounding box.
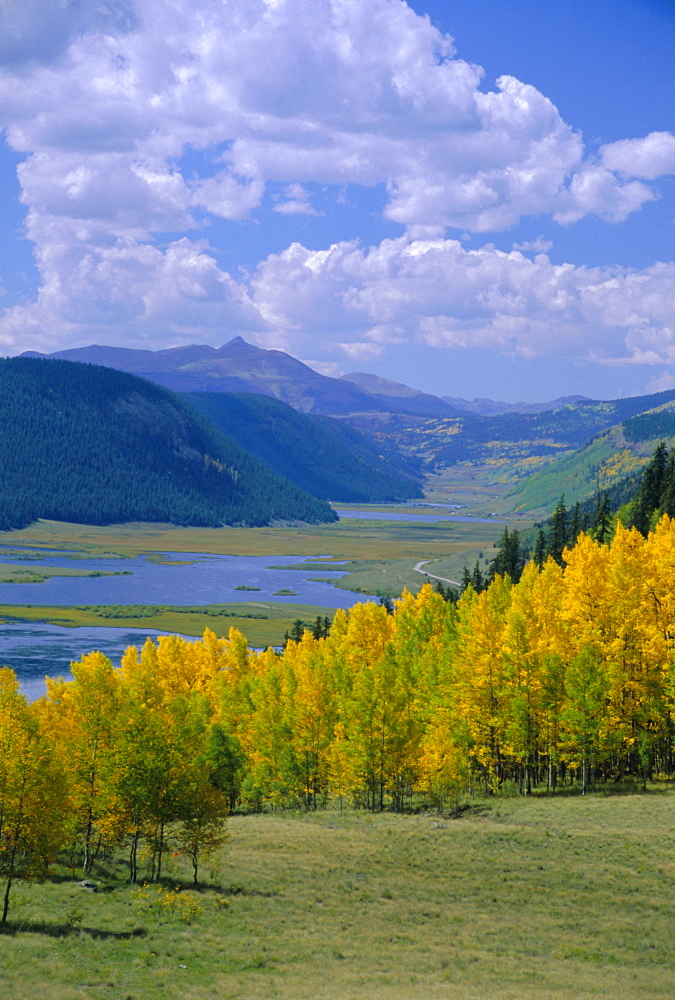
[4,517,675,918]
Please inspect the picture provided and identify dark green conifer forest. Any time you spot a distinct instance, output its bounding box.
[185,391,424,502]
[0,358,337,529]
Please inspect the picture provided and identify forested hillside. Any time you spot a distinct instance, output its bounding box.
[0,358,337,529]
[373,390,675,474]
[505,398,675,516]
[185,392,424,502]
[472,438,675,595]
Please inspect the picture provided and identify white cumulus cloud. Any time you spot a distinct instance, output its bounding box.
[0,0,672,361]
[249,236,675,368]
[601,131,675,181]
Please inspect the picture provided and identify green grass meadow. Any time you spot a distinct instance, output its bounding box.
[0,515,508,562]
[2,790,674,1000]
[0,602,339,648]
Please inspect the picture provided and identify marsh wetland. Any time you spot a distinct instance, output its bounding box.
[0,504,513,692]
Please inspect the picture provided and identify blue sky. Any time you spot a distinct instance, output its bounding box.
[0,0,673,402]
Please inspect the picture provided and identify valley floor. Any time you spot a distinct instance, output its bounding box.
[0,507,523,646]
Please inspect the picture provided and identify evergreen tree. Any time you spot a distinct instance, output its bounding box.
[631,441,668,535]
[549,495,568,565]
[434,580,459,603]
[569,502,582,545]
[660,453,675,518]
[311,615,332,639]
[534,529,547,568]
[282,620,308,650]
[470,561,485,592]
[488,527,523,582]
[592,491,612,544]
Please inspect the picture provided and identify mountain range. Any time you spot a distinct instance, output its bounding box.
[22,340,586,419]
[16,339,675,526]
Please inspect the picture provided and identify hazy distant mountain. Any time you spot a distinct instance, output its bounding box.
[22,339,466,417]
[386,388,675,499]
[21,340,595,419]
[441,394,592,416]
[340,372,462,417]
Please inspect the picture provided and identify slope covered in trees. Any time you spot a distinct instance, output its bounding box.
[461,436,675,601]
[370,391,675,502]
[185,391,424,502]
[0,358,337,530]
[503,409,675,519]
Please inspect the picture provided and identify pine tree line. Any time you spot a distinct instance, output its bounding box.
[461,440,675,594]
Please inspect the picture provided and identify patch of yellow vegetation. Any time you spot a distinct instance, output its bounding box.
[598,449,647,483]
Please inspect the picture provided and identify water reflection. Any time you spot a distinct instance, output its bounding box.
[334,509,504,523]
[0,551,357,607]
[0,621,198,701]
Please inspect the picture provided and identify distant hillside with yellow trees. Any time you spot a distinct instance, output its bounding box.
[3,517,675,917]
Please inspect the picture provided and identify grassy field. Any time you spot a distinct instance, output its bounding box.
[1,790,673,999]
[0,563,132,584]
[422,462,559,515]
[0,602,342,648]
[0,516,508,561]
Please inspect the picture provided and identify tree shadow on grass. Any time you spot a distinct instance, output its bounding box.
[149,875,277,896]
[0,921,147,939]
[533,780,673,798]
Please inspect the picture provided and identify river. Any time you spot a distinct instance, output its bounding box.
[0,547,360,697]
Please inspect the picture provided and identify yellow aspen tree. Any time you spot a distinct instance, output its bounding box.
[377,641,424,812]
[528,558,568,788]
[0,668,71,923]
[413,586,465,808]
[41,651,121,874]
[115,644,185,882]
[150,628,234,701]
[560,532,613,655]
[452,576,511,791]
[606,521,674,780]
[386,587,454,809]
[391,585,451,661]
[500,560,569,790]
[642,516,675,773]
[500,570,545,791]
[165,693,228,884]
[211,627,254,739]
[284,632,337,809]
[326,720,360,810]
[418,706,471,813]
[559,645,609,793]
[173,778,228,886]
[321,601,396,808]
[559,534,615,782]
[237,646,293,809]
